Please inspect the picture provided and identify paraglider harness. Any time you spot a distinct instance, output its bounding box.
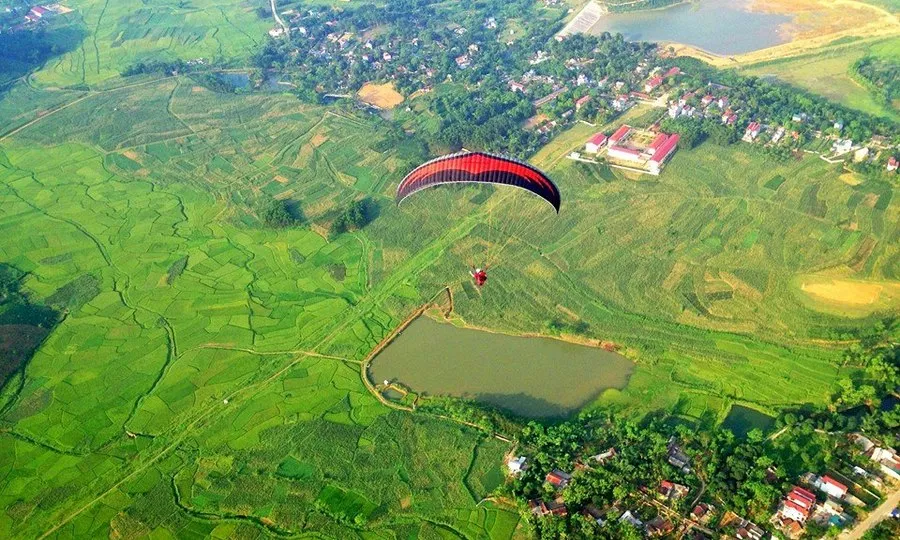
[470,267,488,287]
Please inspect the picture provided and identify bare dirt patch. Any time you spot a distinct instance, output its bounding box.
[122,150,141,161]
[839,172,862,186]
[801,280,883,305]
[310,132,329,148]
[357,82,405,109]
[273,175,289,184]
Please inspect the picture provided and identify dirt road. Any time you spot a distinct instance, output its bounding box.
[842,486,900,540]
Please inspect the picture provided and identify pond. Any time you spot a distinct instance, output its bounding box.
[587,0,793,56]
[214,71,290,92]
[722,404,774,438]
[368,317,634,418]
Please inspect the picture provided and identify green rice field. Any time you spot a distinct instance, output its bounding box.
[0,42,897,538]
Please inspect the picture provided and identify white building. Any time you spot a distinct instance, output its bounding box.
[507,456,527,475]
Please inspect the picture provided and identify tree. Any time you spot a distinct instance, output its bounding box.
[258,198,298,228]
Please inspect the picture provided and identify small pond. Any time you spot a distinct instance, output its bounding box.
[369,317,634,418]
[722,404,774,437]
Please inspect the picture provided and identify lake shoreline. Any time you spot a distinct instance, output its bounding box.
[365,302,635,419]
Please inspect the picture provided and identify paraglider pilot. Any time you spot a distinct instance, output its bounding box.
[470,267,487,287]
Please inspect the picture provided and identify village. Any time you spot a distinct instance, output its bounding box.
[505,431,900,539]
[0,2,70,32]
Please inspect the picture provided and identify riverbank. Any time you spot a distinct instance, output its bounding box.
[671,0,900,67]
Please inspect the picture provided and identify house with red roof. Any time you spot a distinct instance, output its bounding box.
[664,67,680,78]
[701,94,715,106]
[545,469,572,490]
[816,475,848,499]
[888,156,898,172]
[508,81,525,93]
[584,133,607,154]
[608,145,642,162]
[648,133,679,174]
[609,124,631,145]
[658,480,689,500]
[643,75,663,93]
[743,122,761,142]
[575,95,591,110]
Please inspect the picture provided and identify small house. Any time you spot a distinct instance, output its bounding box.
[545,469,572,490]
[507,456,527,475]
[816,475,848,499]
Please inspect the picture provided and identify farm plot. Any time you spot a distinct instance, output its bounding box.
[31,0,270,87]
[0,73,893,538]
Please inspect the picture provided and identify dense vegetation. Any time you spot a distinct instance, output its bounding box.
[0,264,59,387]
[851,56,900,107]
[506,323,898,538]
[0,0,897,538]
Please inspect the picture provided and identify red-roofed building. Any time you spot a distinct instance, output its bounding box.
[644,75,663,93]
[545,470,571,489]
[649,133,668,150]
[743,122,761,142]
[608,145,642,162]
[609,124,631,144]
[701,95,715,106]
[649,134,679,174]
[664,67,680,78]
[585,133,608,153]
[787,486,817,509]
[30,6,50,17]
[509,81,525,93]
[575,95,591,110]
[817,476,848,499]
[888,156,898,172]
[780,499,810,522]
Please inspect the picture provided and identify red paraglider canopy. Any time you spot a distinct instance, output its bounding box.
[396,151,560,212]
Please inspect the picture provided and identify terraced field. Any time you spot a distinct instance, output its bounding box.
[0,65,896,540]
[28,0,269,87]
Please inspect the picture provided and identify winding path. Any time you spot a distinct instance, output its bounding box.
[270,0,289,38]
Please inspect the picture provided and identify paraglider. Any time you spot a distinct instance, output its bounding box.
[396,151,560,213]
[397,151,560,288]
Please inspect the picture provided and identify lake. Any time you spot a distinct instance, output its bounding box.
[587,0,793,56]
[722,404,774,437]
[368,317,634,418]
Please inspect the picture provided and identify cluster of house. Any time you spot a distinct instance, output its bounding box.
[668,92,734,123]
[853,433,900,481]
[1,3,67,30]
[773,480,852,538]
[578,124,680,175]
[509,439,699,535]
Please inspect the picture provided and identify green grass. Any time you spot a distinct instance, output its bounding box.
[30,0,271,88]
[0,72,896,538]
[741,37,900,120]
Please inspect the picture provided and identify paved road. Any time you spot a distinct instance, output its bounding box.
[842,486,900,540]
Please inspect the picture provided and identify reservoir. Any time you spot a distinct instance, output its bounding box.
[587,0,793,56]
[369,317,634,418]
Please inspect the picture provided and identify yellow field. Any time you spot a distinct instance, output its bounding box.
[357,82,405,109]
[674,0,900,67]
[796,270,900,316]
